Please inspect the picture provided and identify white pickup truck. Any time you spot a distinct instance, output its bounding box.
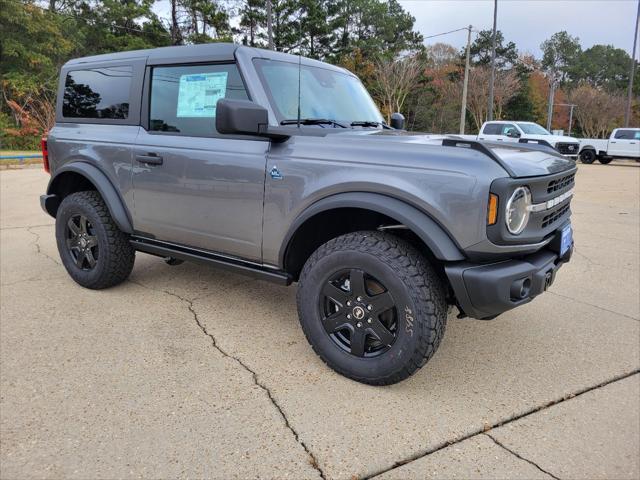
[461,121,582,158]
[578,128,640,164]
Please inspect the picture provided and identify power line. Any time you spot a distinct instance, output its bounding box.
[423,27,468,40]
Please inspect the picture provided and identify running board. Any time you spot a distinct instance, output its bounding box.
[130,237,292,285]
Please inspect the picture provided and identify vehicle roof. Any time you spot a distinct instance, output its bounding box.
[63,43,350,74]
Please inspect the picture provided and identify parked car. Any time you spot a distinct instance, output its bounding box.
[40,44,575,385]
[578,128,640,164]
[467,121,581,159]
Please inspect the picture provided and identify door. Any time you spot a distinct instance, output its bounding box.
[132,62,269,261]
[609,129,640,158]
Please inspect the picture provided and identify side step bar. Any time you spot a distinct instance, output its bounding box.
[130,236,292,286]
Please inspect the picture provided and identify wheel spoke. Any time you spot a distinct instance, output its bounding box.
[370,291,394,315]
[323,311,350,334]
[368,318,394,347]
[66,237,78,249]
[349,269,366,298]
[67,218,81,236]
[85,236,98,248]
[85,249,97,268]
[322,282,349,306]
[79,216,89,235]
[350,329,366,357]
[74,250,85,268]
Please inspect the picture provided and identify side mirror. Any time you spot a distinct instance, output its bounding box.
[507,130,521,138]
[390,112,405,130]
[216,99,269,135]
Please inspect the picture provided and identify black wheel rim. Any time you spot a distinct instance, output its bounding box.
[66,214,99,271]
[319,269,398,358]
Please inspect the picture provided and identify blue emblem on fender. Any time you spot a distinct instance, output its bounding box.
[270,166,283,180]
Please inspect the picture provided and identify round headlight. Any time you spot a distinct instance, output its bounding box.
[506,186,531,235]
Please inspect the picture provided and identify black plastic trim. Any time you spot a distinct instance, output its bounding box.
[46,162,134,234]
[131,236,292,285]
[279,192,466,266]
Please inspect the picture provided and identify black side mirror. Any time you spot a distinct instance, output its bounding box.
[390,112,405,130]
[216,99,268,135]
[507,129,521,138]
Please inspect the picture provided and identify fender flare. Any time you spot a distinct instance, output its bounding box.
[279,192,465,265]
[46,162,134,234]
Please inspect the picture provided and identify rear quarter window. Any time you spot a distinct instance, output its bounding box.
[62,66,133,119]
[482,124,502,135]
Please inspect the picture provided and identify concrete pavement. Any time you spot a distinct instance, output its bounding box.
[1,162,638,479]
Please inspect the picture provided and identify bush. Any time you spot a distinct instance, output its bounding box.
[0,109,42,151]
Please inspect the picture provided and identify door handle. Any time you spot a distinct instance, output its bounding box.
[136,154,163,165]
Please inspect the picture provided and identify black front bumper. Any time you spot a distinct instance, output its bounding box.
[445,244,572,320]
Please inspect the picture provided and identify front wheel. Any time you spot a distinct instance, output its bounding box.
[55,191,135,289]
[296,231,447,385]
[580,149,596,164]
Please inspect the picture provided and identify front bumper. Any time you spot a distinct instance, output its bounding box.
[445,243,572,320]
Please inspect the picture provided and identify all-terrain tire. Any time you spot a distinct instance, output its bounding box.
[296,231,447,385]
[56,191,135,289]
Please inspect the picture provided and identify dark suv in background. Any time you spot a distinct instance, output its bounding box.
[40,44,575,384]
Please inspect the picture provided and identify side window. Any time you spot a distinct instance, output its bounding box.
[614,129,637,140]
[501,124,517,135]
[635,131,640,140]
[149,63,248,136]
[63,66,132,119]
[483,124,501,135]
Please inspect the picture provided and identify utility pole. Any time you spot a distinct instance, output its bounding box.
[546,80,556,131]
[624,0,639,127]
[487,0,498,121]
[266,0,274,50]
[460,25,473,135]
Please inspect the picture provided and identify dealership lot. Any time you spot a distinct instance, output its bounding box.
[1,163,638,479]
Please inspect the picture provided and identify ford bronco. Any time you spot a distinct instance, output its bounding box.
[40,44,575,385]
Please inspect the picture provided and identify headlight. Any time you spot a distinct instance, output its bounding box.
[506,186,531,235]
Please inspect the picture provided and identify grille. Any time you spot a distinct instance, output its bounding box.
[547,173,575,194]
[542,203,570,228]
[556,142,579,155]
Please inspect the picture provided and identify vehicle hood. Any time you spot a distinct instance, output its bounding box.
[349,130,576,178]
[525,134,580,144]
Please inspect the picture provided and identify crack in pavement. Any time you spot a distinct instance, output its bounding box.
[484,433,560,479]
[365,370,640,480]
[26,226,61,266]
[129,280,326,480]
[547,291,640,322]
[1,223,54,230]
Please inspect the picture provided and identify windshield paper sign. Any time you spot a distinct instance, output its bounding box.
[177,72,228,118]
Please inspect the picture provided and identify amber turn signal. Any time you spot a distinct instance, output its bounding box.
[487,193,498,225]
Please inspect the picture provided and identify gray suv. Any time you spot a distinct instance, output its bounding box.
[40,44,575,385]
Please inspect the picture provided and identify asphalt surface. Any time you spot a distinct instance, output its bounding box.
[1,161,638,479]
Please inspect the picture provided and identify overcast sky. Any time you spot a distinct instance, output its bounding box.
[400,0,640,58]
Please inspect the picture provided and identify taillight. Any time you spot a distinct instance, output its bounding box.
[41,137,50,174]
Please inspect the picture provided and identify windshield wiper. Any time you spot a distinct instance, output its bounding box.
[350,120,392,129]
[280,118,348,128]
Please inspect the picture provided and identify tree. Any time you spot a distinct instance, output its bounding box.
[466,67,520,130]
[572,45,638,93]
[372,54,425,123]
[468,29,518,69]
[425,43,459,69]
[569,84,625,138]
[540,31,581,85]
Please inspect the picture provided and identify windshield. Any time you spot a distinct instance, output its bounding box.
[253,59,384,126]
[517,123,551,135]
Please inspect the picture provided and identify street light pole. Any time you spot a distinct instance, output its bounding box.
[460,25,472,135]
[624,0,639,127]
[555,103,576,135]
[487,0,498,121]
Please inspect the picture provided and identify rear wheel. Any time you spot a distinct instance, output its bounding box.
[56,191,135,289]
[598,157,613,164]
[296,231,447,385]
[580,149,596,164]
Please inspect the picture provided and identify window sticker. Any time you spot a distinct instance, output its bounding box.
[176,72,228,118]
